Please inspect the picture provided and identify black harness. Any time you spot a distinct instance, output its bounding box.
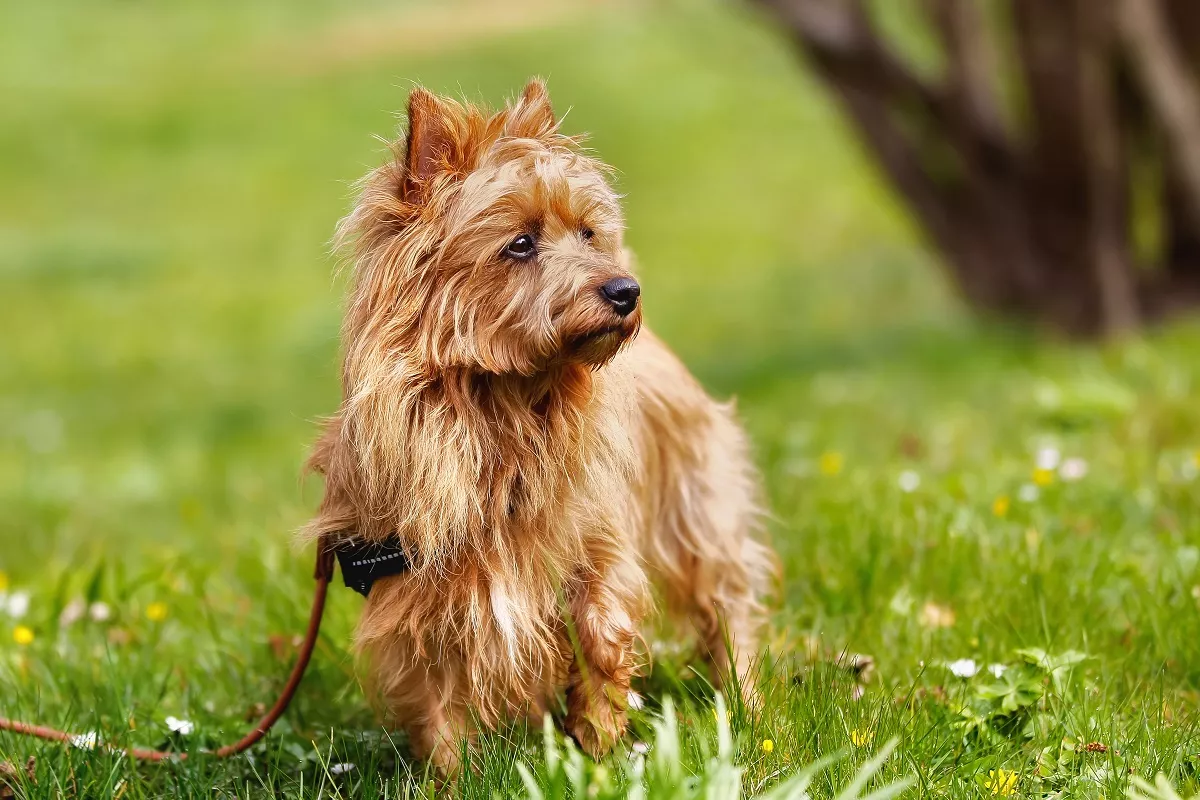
[331,536,412,597]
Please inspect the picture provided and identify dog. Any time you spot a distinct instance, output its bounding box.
[305,80,775,775]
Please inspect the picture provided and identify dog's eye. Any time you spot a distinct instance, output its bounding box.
[504,234,537,260]
[581,227,595,241]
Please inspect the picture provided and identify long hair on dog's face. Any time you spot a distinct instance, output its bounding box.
[339,80,640,382]
[312,81,643,565]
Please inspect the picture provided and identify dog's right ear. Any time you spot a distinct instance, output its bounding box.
[402,87,455,202]
[506,78,557,139]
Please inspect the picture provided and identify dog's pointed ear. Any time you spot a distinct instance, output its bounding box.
[506,78,556,139]
[403,87,455,201]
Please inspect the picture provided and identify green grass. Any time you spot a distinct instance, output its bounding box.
[2,0,1200,797]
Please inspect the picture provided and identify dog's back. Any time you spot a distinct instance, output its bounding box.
[610,329,775,680]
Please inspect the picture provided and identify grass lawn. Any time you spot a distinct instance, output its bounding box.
[2,0,1200,797]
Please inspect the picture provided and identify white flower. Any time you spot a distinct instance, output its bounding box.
[1060,457,1088,481]
[627,691,644,711]
[889,587,914,615]
[898,470,921,493]
[988,663,1007,678]
[1018,483,1040,503]
[1182,459,1198,482]
[631,742,650,756]
[88,602,111,622]
[1036,447,1061,471]
[166,716,194,736]
[72,731,99,750]
[947,658,979,678]
[330,763,355,775]
[1136,487,1156,508]
[60,598,87,627]
[6,590,30,619]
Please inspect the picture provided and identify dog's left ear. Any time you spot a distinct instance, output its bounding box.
[506,78,557,139]
[403,86,456,202]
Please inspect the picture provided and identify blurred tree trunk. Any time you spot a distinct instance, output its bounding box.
[750,0,1200,336]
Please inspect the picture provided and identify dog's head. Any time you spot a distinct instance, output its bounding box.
[340,80,640,380]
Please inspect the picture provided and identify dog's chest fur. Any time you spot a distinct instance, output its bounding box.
[348,363,642,713]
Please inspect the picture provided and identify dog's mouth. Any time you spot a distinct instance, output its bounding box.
[565,318,640,366]
[573,325,624,344]
[573,314,640,345]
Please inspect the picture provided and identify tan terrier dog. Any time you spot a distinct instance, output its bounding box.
[306,80,775,775]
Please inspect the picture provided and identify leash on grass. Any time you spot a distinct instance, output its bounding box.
[0,537,342,762]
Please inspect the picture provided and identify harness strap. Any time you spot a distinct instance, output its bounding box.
[333,536,411,597]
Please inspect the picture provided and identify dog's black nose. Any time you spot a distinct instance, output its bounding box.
[600,277,641,317]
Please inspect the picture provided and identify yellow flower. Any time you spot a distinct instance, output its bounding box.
[1033,468,1054,486]
[146,602,168,622]
[850,729,874,748]
[984,769,1018,796]
[819,451,844,476]
[1025,527,1042,551]
[0,571,8,592]
[761,738,774,753]
[13,625,34,646]
[992,496,1010,517]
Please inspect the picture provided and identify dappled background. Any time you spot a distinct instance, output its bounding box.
[3,0,1200,797]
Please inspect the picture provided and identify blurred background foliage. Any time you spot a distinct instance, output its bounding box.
[1,0,939,573]
[755,0,1200,337]
[2,0,1200,796]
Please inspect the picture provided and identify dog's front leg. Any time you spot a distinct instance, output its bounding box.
[407,693,469,779]
[563,561,643,759]
[371,645,470,777]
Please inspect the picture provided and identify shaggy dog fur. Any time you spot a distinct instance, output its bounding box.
[305,80,775,775]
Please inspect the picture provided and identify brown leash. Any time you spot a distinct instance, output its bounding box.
[0,538,337,762]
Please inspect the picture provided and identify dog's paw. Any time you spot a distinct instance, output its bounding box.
[564,696,627,760]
